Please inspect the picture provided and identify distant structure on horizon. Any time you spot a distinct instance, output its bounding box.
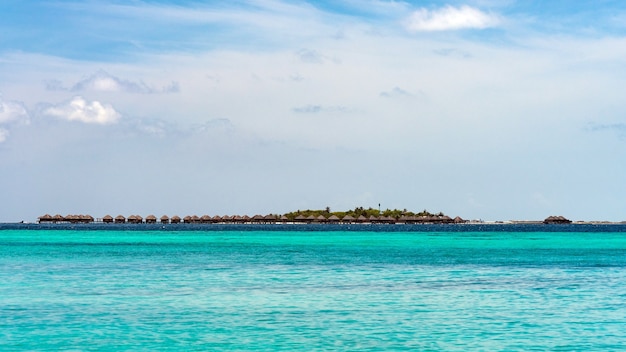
[36,213,585,225]
[37,213,467,225]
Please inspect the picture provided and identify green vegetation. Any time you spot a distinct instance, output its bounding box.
[282,207,443,221]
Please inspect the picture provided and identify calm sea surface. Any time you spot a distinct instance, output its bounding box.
[1,224,626,351]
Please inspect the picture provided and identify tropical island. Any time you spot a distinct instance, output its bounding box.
[37,207,466,224]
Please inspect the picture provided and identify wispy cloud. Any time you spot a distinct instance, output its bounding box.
[406,5,500,32]
[292,105,351,114]
[44,96,121,125]
[46,71,179,94]
[380,87,414,98]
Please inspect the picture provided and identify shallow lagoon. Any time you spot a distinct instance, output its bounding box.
[1,224,625,350]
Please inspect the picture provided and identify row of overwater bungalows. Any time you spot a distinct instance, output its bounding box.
[38,214,466,224]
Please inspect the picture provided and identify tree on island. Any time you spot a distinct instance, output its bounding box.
[282,207,442,221]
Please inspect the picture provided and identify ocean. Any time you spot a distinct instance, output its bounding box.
[1,224,626,350]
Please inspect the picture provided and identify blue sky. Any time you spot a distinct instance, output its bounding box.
[1,0,626,222]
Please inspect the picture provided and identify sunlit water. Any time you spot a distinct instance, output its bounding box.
[1,224,626,350]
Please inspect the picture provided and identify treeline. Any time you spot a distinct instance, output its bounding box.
[282,207,444,221]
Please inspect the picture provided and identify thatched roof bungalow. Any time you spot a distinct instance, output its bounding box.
[341,215,355,223]
[200,215,212,224]
[103,215,114,223]
[328,215,340,223]
[171,215,181,224]
[183,216,192,224]
[316,215,327,223]
[52,214,64,223]
[306,215,316,223]
[356,215,368,223]
[38,214,53,223]
[212,215,222,223]
[115,215,126,223]
[160,215,170,224]
[294,214,307,223]
[146,215,157,224]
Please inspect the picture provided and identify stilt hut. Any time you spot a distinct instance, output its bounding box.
[294,215,307,223]
[115,215,126,223]
[52,214,65,223]
[264,214,277,223]
[251,214,264,223]
[171,215,181,224]
[146,215,157,224]
[191,215,200,223]
[103,215,114,223]
[212,215,222,223]
[200,215,212,224]
[357,215,368,223]
[80,215,94,223]
[38,214,53,223]
[160,215,170,224]
[341,215,355,224]
[183,216,192,224]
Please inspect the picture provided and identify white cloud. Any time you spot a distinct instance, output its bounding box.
[406,5,500,32]
[44,96,121,125]
[0,99,29,124]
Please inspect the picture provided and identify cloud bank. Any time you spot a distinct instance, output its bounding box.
[44,96,121,125]
[406,5,499,32]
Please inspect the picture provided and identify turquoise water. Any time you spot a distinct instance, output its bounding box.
[2,225,626,350]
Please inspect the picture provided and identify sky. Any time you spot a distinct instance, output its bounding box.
[1,0,626,222]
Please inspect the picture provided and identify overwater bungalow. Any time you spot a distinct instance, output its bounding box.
[160,215,170,224]
[38,214,53,223]
[356,215,368,223]
[222,215,233,223]
[127,215,143,224]
[341,215,354,224]
[183,216,192,224]
[115,215,126,223]
[171,215,181,224]
[294,214,307,223]
[328,215,340,223]
[146,215,157,224]
[264,214,277,223]
[306,215,316,223]
[212,215,222,223]
[103,215,114,223]
[200,215,212,224]
[316,215,327,223]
